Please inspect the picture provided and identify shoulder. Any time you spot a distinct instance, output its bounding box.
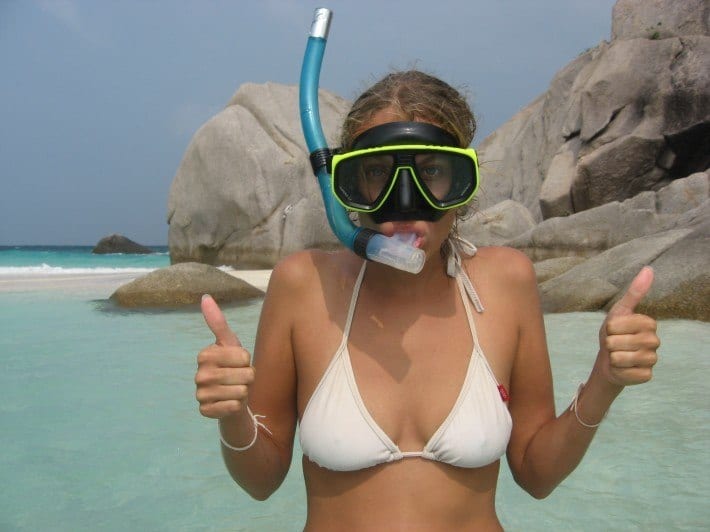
[266,249,361,301]
[467,245,537,287]
[259,249,362,345]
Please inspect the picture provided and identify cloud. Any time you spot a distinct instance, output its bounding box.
[37,0,108,46]
[38,0,82,33]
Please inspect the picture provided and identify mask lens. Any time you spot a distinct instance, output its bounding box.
[334,153,395,210]
[413,151,477,207]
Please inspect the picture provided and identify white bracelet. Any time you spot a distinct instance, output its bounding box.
[569,382,605,428]
[218,406,271,452]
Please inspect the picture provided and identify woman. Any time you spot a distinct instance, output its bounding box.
[195,71,660,530]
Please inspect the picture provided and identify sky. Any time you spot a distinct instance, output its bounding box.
[0,0,617,246]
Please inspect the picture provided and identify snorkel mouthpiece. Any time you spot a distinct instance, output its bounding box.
[363,231,424,273]
[299,8,424,275]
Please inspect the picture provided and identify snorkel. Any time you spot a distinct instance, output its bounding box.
[299,8,425,274]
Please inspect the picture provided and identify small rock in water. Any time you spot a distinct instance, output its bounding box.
[93,234,154,254]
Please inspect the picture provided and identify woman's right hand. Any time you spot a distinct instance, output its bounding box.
[195,294,256,419]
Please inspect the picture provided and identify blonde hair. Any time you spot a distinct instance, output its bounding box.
[340,70,476,150]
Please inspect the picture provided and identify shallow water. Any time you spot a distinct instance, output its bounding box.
[0,288,708,531]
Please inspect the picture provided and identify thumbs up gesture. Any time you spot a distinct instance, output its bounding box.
[596,267,661,387]
[195,295,256,419]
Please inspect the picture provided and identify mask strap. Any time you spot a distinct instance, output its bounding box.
[446,236,485,313]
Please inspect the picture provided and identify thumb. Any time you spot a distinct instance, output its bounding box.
[201,294,241,347]
[608,266,654,317]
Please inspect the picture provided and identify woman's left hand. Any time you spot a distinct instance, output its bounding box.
[596,267,661,387]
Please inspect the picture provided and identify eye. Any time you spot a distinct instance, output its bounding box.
[420,165,442,180]
[362,164,389,182]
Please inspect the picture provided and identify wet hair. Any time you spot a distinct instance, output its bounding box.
[340,70,477,257]
[340,70,476,150]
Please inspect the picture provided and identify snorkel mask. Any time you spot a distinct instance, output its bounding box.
[298,9,478,273]
[332,122,479,223]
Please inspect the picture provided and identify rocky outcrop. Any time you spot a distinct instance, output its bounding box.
[539,213,708,321]
[110,263,263,308]
[474,0,709,220]
[524,172,709,320]
[459,200,536,247]
[506,173,708,260]
[167,83,347,268]
[93,234,153,254]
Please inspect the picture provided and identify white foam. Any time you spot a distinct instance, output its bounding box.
[0,264,157,276]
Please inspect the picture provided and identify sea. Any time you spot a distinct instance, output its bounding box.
[1,246,708,531]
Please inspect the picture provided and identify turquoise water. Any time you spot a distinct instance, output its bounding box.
[1,249,708,531]
[0,245,170,273]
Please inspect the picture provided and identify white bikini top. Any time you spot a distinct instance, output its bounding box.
[298,238,512,472]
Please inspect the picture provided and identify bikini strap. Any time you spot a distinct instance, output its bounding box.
[343,261,367,338]
[446,236,485,313]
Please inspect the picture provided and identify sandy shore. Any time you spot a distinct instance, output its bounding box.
[226,270,272,291]
[0,270,273,295]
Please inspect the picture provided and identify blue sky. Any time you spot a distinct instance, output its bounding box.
[0,0,616,245]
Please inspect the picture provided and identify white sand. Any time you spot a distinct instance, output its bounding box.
[0,270,273,294]
[225,270,272,291]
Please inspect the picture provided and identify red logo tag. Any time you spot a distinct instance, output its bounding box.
[498,385,509,402]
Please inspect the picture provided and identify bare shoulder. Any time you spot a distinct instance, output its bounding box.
[468,246,537,287]
[266,249,359,301]
[268,250,321,291]
[255,250,342,342]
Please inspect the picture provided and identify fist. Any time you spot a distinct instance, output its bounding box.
[598,267,661,386]
[195,295,256,419]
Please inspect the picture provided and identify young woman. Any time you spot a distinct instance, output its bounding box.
[195,71,660,531]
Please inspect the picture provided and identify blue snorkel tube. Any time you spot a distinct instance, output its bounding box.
[299,8,425,274]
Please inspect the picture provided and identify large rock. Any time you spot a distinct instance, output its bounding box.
[539,202,709,321]
[110,263,263,308]
[474,1,709,221]
[460,200,536,246]
[539,227,693,313]
[533,256,587,284]
[167,83,348,268]
[93,234,153,254]
[611,0,709,40]
[506,173,708,260]
[627,218,710,320]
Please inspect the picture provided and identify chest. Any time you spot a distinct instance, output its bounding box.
[294,278,518,446]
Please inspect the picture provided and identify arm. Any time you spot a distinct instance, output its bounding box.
[196,254,307,500]
[505,258,659,499]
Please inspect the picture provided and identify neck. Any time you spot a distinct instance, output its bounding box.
[361,248,451,297]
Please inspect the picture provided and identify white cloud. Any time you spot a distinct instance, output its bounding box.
[38,0,82,33]
[37,0,109,46]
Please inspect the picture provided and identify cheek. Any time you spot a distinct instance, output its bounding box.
[428,177,452,199]
[357,213,377,229]
[437,211,457,234]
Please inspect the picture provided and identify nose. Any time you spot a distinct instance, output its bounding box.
[395,169,417,211]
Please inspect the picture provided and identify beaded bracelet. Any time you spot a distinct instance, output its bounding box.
[218,406,271,452]
[569,382,605,428]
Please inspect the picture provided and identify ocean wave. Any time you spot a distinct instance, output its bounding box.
[0,264,157,276]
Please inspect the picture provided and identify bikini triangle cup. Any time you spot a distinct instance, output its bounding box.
[297,236,513,471]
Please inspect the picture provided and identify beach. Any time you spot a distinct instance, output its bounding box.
[0,268,272,294]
